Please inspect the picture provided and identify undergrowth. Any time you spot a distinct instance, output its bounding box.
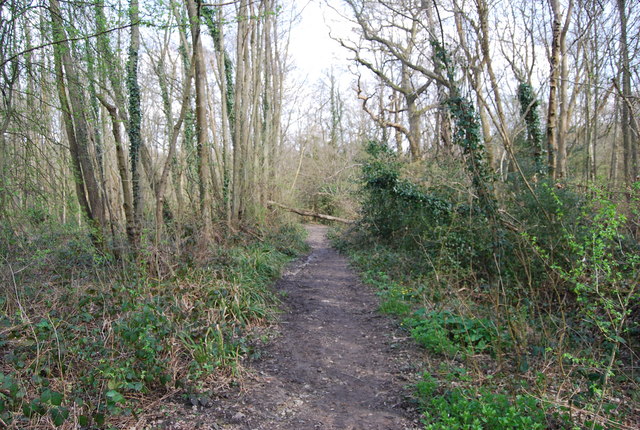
[417,374,548,429]
[0,221,308,429]
[338,239,555,428]
[332,141,640,429]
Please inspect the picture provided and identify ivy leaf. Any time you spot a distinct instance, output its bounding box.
[78,414,89,426]
[50,391,63,406]
[40,389,51,403]
[106,390,125,404]
[22,402,35,418]
[50,406,69,427]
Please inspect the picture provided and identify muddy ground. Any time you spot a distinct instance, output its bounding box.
[150,225,426,429]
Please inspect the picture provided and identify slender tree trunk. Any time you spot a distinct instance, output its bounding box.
[267,6,283,204]
[248,2,263,216]
[617,0,638,185]
[584,67,594,183]
[428,3,452,155]
[406,92,421,160]
[546,0,562,179]
[401,53,420,159]
[186,0,213,234]
[261,3,274,206]
[95,0,140,249]
[610,99,620,185]
[155,65,193,248]
[555,0,573,179]
[232,0,253,222]
[49,0,105,246]
[454,3,493,166]
[127,0,143,249]
[203,6,234,224]
[97,95,136,245]
[392,92,403,153]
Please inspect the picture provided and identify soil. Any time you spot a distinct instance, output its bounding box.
[151,225,425,429]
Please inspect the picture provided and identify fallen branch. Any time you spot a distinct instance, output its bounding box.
[267,201,354,224]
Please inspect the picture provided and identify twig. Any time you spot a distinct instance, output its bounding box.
[1,23,136,69]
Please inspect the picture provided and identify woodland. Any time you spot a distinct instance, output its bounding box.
[0,0,639,428]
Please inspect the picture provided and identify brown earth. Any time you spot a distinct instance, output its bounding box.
[151,225,426,429]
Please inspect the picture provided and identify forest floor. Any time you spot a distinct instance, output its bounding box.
[150,225,425,429]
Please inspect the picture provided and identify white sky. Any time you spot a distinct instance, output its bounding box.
[287,0,353,85]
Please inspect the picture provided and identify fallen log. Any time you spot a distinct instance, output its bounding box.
[267,201,354,224]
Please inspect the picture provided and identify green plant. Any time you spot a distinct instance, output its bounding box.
[0,221,307,428]
[359,141,452,246]
[557,190,639,415]
[517,82,545,176]
[404,309,501,357]
[565,191,638,346]
[179,324,240,378]
[0,373,71,428]
[417,374,548,430]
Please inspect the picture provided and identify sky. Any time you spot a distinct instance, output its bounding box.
[287,0,353,86]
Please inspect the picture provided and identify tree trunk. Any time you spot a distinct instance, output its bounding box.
[555,0,573,179]
[97,95,136,245]
[186,0,213,234]
[155,64,193,248]
[203,6,234,224]
[267,201,353,224]
[232,0,253,223]
[402,61,420,159]
[127,0,143,249]
[617,0,638,185]
[546,0,561,179]
[50,0,105,246]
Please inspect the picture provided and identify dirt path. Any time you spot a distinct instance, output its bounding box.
[158,225,424,429]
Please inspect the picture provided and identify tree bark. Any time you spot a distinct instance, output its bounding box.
[96,94,136,245]
[50,0,105,246]
[203,6,234,223]
[267,201,353,224]
[555,0,573,179]
[232,0,253,222]
[546,0,562,179]
[617,0,638,185]
[127,0,143,249]
[186,0,213,234]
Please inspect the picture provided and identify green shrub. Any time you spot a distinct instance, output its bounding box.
[358,141,496,279]
[343,140,639,430]
[360,141,452,246]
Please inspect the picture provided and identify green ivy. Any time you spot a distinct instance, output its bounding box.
[361,141,452,241]
[517,83,545,176]
[431,40,497,221]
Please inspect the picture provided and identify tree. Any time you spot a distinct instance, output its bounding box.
[545,0,573,179]
[127,0,143,248]
[617,0,639,186]
[49,0,106,246]
[339,0,448,159]
[186,0,213,234]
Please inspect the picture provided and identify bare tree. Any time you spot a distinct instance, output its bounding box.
[617,0,639,185]
[338,0,447,159]
[49,0,106,246]
[186,0,213,234]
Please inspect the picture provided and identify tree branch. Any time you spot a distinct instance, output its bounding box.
[267,201,354,224]
[1,22,136,69]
